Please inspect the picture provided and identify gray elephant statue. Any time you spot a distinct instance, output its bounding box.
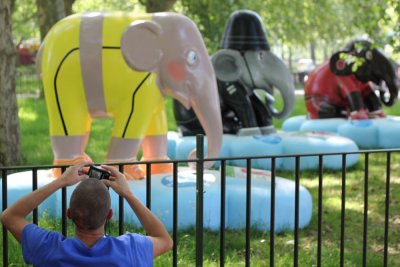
[173,10,295,136]
[36,12,222,179]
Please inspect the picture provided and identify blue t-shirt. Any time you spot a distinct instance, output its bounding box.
[22,224,153,267]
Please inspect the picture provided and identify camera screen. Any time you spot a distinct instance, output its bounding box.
[89,166,110,180]
[90,169,103,179]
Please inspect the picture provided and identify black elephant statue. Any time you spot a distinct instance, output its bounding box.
[173,10,295,136]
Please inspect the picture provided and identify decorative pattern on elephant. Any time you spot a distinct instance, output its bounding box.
[305,38,399,120]
[173,10,295,137]
[37,12,222,179]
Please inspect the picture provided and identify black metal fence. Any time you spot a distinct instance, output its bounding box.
[1,135,399,266]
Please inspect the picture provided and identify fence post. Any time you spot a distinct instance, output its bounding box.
[196,134,204,267]
[2,170,8,267]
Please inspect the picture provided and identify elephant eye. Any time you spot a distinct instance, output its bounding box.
[187,50,198,65]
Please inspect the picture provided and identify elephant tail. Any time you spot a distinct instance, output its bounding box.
[35,42,45,79]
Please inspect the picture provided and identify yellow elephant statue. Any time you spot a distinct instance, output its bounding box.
[37,12,222,179]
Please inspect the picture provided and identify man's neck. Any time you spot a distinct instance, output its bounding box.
[75,227,105,248]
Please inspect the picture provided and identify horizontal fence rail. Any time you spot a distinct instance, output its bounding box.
[1,135,399,266]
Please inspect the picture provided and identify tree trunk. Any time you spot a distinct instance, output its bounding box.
[288,47,293,73]
[64,0,75,16]
[143,0,177,12]
[36,0,65,41]
[310,41,316,64]
[0,0,22,166]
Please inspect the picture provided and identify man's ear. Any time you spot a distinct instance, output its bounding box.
[107,209,113,220]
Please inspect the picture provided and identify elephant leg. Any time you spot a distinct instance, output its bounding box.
[140,101,172,175]
[51,132,93,178]
[220,81,260,135]
[306,97,346,119]
[45,48,94,177]
[248,93,276,135]
[50,97,92,177]
[105,137,145,180]
[105,77,169,178]
[141,134,173,174]
[364,90,385,118]
[318,102,345,118]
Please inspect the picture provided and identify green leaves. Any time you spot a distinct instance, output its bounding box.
[338,52,366,72]
[9,0,400,61]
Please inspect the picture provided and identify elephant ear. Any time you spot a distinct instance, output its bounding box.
[211,49,245,82]
[329,51,353,76]
[121,20,163,72]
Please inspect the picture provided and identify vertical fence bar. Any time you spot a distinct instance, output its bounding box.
[220,160,226,267]
[118,165,125,235]
[340,154,347,267]
[270,157,276,267]
[195,134,204,267]
[317,155,324,267]
[245,158,252,267]
[362,153,369,267]
[146,163,151,211]
[383,152,391,267]
[61,166,67,236]
[173,163,178,267]
[294,156,300,267]
[146,163,152,237]
[32,168,38,224]
[2,170,8,267]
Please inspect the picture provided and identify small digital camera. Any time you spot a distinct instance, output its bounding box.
[88,165,111,180]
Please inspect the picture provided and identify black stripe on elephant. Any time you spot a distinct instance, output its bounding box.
[55,46,120,135]
[103,46,152,137]
[54,46,149,137]
[122,72,152,138]
[54,47,80,136]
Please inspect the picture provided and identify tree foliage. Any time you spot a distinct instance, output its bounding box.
[177,0,400,61]
[73,0,141,12]
[12,0,39,42]
[36,0,66,41]
[176,0,243,53]
[382,0,400,53]
[9,0,400,60]
[139,0,177,12]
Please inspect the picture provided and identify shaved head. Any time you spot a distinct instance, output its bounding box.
[69,179,111,230]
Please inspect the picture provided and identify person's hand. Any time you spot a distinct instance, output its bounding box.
[100,165,133,198]
[59,162,91,186]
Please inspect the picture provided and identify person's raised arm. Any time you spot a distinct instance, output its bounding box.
[101,165,173,257]
[0,162,90,242]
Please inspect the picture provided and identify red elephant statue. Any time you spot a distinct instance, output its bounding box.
[305,38,399,120]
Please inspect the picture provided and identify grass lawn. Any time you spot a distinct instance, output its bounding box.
[4,76,400,266]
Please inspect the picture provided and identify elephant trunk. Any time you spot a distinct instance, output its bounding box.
[375,49,399,107]
[379,66,399,107]
[189,81,223,169]
[380,75,399,106]
[263,53,296,120]
[271,78,296,119]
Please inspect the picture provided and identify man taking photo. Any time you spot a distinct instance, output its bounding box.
[1,162,173,266]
